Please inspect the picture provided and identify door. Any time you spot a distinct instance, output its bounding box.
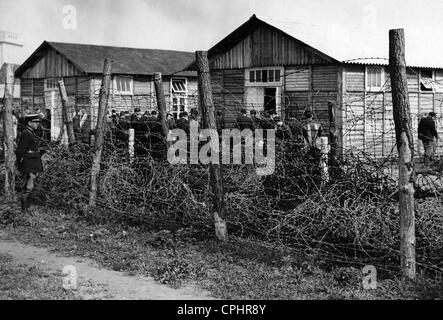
[264,88,276,114]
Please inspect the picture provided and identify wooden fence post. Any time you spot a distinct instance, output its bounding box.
[320,136,329,182]
[195,51,227,242]
[328,101,339,177]
[128,128,135,164]
[89,58,112,207]
[3,63,16,201]
[153,72,170,141]
[58,79,76,146]
[389,28,416,280]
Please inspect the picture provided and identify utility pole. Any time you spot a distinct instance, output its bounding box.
[195,51,227,242]
[89,58,112,207]
[389,28,416,280]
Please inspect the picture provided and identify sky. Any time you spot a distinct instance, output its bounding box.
[1,0,442,67]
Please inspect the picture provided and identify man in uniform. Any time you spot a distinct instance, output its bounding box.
[176,111,190,134]
[16,114,44,214]
[236,108,255,131]
[418,112,439,165]
[166,113,176,131]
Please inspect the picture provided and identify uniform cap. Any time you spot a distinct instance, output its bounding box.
[24,114,41,122]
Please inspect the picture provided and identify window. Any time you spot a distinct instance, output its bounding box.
[249,71,255,82]
[269,69,274,82]
[171,78,187,93]
[171,96,186,119]
[246,67,283,86]
[420,69,434,91]
[44,78,58,91]
[262,70,268,82]
[435,70,443,92]
[113,76,133,94]
[366,67,384,90]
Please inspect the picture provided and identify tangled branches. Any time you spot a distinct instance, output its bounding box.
[5,139,443,276]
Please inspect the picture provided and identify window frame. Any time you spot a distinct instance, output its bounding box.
[171,77,188,94]
[365,66,385,91]
[170,77,188,119]
[420,69,435,92]
[171,96,187,119]
[245,67,284,87]
[435,70,443,92]
[113,76,133,95]
[44,78,59,91]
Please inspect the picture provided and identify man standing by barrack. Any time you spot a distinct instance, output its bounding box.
[418,112,439,166]
[16,114,44,215]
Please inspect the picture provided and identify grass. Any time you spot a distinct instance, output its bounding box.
[0,252,79,300]
[0,200,442,300]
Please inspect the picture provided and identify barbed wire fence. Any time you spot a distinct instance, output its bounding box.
[1,59,442,277]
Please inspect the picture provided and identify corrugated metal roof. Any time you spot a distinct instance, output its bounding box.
[342,58,443,70]
[343,62,443,70]
[15,41,197,77]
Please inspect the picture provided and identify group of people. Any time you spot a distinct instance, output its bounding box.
[105,106,324,154]
[233,108,323,149]
[9,106,440,216]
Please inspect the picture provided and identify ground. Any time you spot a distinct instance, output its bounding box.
[0,236,211,300]
[0,199,441,300]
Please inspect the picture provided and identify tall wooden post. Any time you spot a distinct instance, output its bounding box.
[195,51,227,242]
[328,101,339,177]
[128,128,135,164]
[320,136,329,182]
[3,63,16,201]
[58,79,76,145]
[153,72,170,141]
[89,59,112,207]
[389,29,416,280]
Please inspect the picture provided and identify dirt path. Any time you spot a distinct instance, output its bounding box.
[0,236,213,300]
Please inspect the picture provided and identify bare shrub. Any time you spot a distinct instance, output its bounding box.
[6,140,442,275]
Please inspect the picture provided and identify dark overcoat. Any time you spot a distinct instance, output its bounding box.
[418,117,438,142]
[16,126,43,173]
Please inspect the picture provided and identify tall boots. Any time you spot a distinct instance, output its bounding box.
[20,192,32,215]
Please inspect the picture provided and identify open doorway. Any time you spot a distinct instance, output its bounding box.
[264,87,276,114]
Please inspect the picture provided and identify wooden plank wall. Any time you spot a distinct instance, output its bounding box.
[343,65,443,158]
[21,48,83,79]
[20,74,197,130]
[209,69,244,128]
[86,76,199,128]
[222,70,245,127]
[210,25,332,70]
[211,69,246,128]
[211,70,224,117]
[283,65,338,133]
